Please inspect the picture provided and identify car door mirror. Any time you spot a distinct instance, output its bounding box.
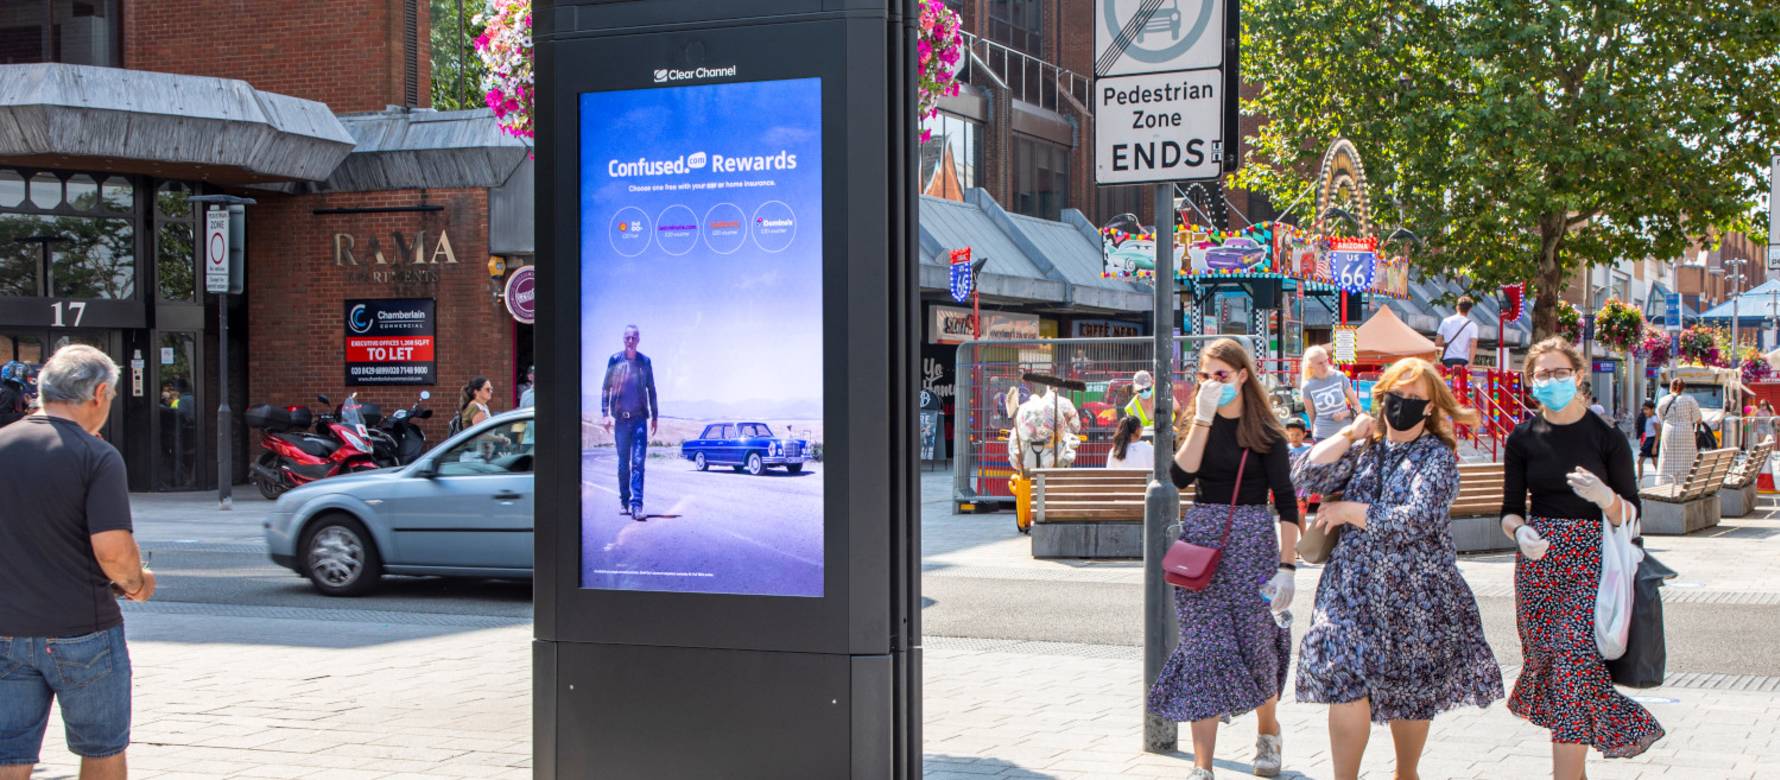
[412,460,438,479]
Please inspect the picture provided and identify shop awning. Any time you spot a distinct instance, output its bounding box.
[0,63,354,183]
[1354,305,1440,363]
[306,108,531,193]
[1697,278,1780,326]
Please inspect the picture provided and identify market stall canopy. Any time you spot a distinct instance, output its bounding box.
[1697,278,1780,326]
[0,63,353,183]
[1355,305,1439,363]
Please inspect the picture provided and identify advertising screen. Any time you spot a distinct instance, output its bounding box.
[578,78,824,598]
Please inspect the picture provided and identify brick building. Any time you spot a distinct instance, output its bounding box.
[0,1,531,490]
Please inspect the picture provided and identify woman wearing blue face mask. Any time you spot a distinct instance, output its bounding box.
[1124,369,1175,436]
[1502,338,1662,778]
[1150,338,1300,779]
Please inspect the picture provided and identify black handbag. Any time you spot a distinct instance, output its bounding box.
[1605,550,1670,688]
[1695,422,1718,451]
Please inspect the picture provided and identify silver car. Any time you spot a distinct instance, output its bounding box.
[264,409,535,596]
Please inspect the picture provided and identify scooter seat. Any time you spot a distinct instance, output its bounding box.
[275,432,339,458]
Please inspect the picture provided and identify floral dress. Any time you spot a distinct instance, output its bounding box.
[1292,434,1504,722]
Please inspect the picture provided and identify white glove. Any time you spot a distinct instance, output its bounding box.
[1515,525,1549,561]
[1566,468,1615,510]
[1195,381,1225,419]
[1260,569,1295,612]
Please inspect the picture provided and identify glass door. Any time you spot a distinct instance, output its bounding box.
[152,332,202,490]
[4,329,126,446]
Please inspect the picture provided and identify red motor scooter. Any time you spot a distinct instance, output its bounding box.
[246,394,380,499]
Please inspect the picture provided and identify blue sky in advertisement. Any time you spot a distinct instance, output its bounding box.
[579,78,823,419]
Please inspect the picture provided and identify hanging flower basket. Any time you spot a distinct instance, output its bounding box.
[1637,325,1670,366]
[474,0,534,141]
[1593,298,1643,354]
[917,0,965,143]
[1742,347,1773,383]
[1678,324,1726,367]
[1555,300,1582,344]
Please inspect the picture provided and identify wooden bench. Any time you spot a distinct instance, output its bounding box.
[1030,469,1196,559]
[1721,439,1773,517]
[1640,448,1738,534]
[1450,462,1515,553]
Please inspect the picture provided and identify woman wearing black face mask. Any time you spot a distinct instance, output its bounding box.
[1292,357,1502,780]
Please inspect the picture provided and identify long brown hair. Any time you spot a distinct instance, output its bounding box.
[1371,358,1478,451]
[1201,338,1283,454]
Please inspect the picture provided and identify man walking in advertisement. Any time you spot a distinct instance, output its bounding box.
[602,325,659,521]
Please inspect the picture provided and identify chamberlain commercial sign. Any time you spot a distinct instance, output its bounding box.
[344,298,436,385]
[1093,0,1239,184]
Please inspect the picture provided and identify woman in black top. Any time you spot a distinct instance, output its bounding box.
[1502,338,1663,776]
[1146,338,1299,780]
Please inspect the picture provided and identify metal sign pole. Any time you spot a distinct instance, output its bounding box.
[1142,182,1179,753]
[191,194,255,509]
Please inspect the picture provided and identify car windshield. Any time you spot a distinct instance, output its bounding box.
[739,423,774,437]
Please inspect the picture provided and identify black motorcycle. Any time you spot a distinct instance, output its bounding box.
[371,391,433,467]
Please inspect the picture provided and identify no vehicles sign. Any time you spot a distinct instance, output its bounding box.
[1095,70,1223,184]
[1093,0,1238,185]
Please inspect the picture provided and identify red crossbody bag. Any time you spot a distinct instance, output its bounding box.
[1163,449,1249,591]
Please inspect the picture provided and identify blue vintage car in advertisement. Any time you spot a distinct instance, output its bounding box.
[682,422,811,476]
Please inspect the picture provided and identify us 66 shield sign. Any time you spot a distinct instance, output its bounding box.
[1095,69,1222,184]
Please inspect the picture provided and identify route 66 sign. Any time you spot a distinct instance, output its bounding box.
[1327,237,1378,295]
[949,247,973,303]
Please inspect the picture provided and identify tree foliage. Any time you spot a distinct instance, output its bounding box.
[1234,0,1780,338]
[430,0,489,111]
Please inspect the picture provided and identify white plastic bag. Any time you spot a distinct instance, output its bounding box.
[1595,509,1644,660]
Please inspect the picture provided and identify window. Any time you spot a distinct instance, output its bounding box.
[720,424,737,439]
[49,216,133,299]
[700,424,722,439]
[0,168,141,301]
[155,182,196,302]
[919,113,983,197]
[988,0,1043,58]
[1012,134,1071,220]
[0,0,118,66]
[739,423,773,438]
[437,419,536,476]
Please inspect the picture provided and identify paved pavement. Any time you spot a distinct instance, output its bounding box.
[23,473,1780,778]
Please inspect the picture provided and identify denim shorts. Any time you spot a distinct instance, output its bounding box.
[0,625,132,765]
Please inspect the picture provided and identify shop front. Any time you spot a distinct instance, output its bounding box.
[0,63,529,490]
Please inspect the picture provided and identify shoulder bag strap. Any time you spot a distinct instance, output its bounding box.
[1219,450,1251,548]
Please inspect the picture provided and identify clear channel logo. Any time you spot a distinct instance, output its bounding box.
[652,65,739,83]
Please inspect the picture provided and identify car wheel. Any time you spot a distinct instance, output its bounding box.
[300,514,383,597]
[785,463,804,474]
[695,452,708,471]
[746,452,765,476]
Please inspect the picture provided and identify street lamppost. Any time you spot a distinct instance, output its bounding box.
[1727,256,1748,356]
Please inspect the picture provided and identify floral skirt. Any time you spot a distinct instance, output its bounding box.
[1146,503,1291,723]
[1508,515,1665,758]
[1295,534,1503,722]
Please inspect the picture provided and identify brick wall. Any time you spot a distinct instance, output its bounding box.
[124,0,432,113]
[246,188,512,444]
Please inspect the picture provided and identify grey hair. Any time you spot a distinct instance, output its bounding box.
[39,344,120,404]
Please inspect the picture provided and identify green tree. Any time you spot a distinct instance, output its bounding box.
[431,0,489,111]
[1234,0,1780,338]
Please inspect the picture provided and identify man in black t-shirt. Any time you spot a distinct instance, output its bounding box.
[0,344,154,776]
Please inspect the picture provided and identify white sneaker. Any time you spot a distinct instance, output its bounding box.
[1187,768,1216,780]
[1253,733,1282,777]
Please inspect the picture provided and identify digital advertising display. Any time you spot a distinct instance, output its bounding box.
[578,77,824,598]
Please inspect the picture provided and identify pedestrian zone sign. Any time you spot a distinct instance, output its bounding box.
[1093,0,1236,186]
[205,208,229,294]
